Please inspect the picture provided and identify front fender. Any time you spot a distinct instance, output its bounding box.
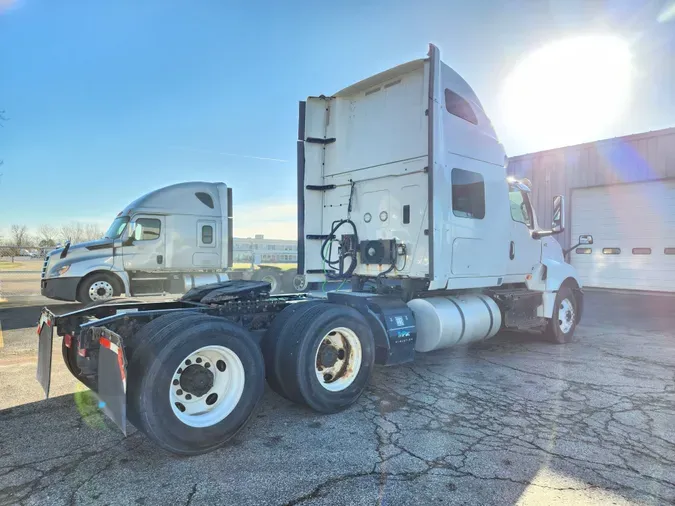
[539,258,582,318]
[111,268,131,296]
[542,258,582,292]
[54,262,130,297]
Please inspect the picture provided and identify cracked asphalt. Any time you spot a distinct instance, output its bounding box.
[1,289,674,505]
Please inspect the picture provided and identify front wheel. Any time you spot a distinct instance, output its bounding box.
[545,285,578,344]
[76,273,120,304]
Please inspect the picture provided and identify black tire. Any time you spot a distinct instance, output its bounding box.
[252,268,283,294]
[76,273,121,304]
[545,285,578,344]
[261,300,325,398]
[61,337,97,390]
[263,302,375,413]
[282,270,308,293]
[126,313,265,455]
[61,338,80,377]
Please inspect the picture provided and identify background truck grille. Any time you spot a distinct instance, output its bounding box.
[41,256,49,279]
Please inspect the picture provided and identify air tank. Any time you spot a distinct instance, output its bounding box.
[182,272,229,292]
[407,294,502,352]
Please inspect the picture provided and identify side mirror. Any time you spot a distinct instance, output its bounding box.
[552,195,565,233]
[563,234,594,258]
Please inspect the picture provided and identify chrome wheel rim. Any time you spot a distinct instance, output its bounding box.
[170,345,245,428]
[261,274,278,293]
[558,298,575,334]
[314,327,362,392]
[89,281,114,301]
[292,274,308,292]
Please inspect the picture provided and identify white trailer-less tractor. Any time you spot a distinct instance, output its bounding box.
[36,44,591,455]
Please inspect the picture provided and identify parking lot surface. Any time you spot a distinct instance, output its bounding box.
[0,283,674,505]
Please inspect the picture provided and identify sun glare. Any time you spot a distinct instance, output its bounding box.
[502,35,633,149]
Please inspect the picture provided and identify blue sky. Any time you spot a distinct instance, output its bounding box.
[1,0,674,238]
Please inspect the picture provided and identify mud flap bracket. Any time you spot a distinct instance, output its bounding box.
[36,309,55,398]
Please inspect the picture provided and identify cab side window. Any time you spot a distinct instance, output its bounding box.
[133,218,161,241]
[452,168,485,219]
[508,189,533,228]
[202,225,214,244]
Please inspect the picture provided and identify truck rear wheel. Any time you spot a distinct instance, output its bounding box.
[283,270,308,293]
[545,285,578,344]
[126,313,265,455]
[262,302,375,413]
[253,268,283,294]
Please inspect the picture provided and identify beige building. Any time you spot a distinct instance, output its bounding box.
[233,235,297,263]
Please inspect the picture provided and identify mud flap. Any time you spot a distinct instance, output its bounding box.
[93,327,128,436]
[36,309,55,398]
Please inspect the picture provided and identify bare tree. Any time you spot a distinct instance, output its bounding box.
[37,224,58,247]
[58,222,84,243]
[58,222,104,243]
[2,224,29,262]
[84,223,104,241]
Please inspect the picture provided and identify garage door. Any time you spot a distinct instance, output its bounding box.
[571,180,675,292]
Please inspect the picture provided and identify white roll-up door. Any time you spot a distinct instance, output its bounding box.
[571,180,675,292]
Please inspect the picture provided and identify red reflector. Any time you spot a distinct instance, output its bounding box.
[64,334,72,348]
[117,350,126,382]
[78,348,87,357]
[36,324,41,336]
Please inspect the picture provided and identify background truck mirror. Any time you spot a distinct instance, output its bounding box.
[552,195,565,233]
[579,234,593,245]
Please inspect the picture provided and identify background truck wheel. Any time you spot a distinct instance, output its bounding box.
[262,302,375,413]
[77,273,121,304]
[126,313,265,456]
[283,270,308,293]
[545,285,578,344]
[252,268,283,294]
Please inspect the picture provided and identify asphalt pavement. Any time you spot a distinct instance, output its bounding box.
[0,283,674,505]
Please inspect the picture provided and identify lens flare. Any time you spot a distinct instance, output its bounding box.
[502,35,632,149]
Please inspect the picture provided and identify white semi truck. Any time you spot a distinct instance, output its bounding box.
[40,181,304,303]
[36,44,592,455]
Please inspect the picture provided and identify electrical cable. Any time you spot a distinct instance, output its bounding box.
[320,180,359,280]
[394,245,408,272]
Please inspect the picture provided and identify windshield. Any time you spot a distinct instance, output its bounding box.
[104,216,129,239]
[508,186,533,229]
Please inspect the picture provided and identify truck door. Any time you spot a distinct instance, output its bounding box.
[123,215,166,271]
[507,186,541,275]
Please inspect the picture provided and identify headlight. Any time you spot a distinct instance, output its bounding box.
[57,265,70,276]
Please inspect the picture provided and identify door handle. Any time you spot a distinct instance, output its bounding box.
[157,255,163,264]
[509,241,515,260]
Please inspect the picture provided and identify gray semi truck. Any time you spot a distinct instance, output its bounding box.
[40,181,305,303]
